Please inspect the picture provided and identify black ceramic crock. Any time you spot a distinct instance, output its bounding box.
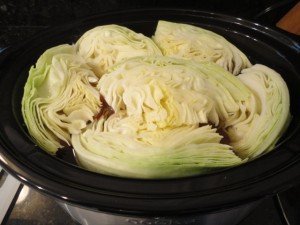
[0,9,299,225]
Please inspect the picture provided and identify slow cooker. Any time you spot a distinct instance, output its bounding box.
[0,9,299,225]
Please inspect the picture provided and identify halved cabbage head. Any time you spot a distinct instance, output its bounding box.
[22,24,291,179]
[71,57,251,178]
[153,20,251,75]
[72,121,242,179]
[22,44,100,153]
[98,57,252,130]
[226,64,291,159]
[75,25,163,77]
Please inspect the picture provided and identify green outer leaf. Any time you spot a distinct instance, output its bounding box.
[22,44,100,153]
[22,45,74,152]
[72,123,243,179]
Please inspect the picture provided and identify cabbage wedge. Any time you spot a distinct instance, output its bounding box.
[153,20,251,75]
[226,64,291,159]
[21,23,291,179]
[71,57,248,178]
[98,57,252,129]
[75,25,162,77]
[72,121,242,179]
[22,45,100,153]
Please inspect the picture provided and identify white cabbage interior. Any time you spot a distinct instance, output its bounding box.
[21,22,291,178]
[229,65,290,159]
[70,56,258,178]
[76,25,162,77]
[153,20,251,75]
[22,45,100,153]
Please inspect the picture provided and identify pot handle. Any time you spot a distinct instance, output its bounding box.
[252,0,300,41]
[253,0,296,21]
[0,166,21,224]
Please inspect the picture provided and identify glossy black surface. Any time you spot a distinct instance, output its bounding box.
[0,8,300,215]
[277,186,300,225]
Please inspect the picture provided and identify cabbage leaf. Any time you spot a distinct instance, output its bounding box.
[76,25,162,77]
[153,20,251,75]
[226,64,291,159]
[22,23,291,179]
[71,57,248,178]
[22,45,100,153]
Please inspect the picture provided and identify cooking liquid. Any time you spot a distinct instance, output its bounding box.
[93,95,115,120]
[56,143,78,166]
[55,95,115,166]
[199,123,231,145]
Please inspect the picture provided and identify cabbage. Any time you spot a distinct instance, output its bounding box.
[153,20,251,75]
[21,23,291,179]
[76,25,162,77]
[226,64,291,159]
[71,57,248,178]
[72,121,242,179]
[22,45,100,153]
[98,57,252,129]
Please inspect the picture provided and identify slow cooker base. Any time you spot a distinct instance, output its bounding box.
[59,200,262,225]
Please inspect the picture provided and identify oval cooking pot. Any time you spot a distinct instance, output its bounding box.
[0,8,299,216]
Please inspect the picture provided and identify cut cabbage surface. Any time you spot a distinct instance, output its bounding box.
[72,121,243,179]
[153,20,251,75]
[72,57,251,178]
[98,57,252,130]
[21,22,291,179]
[76,25,162,77]
[227,64,291,159]
[22,45,100,153]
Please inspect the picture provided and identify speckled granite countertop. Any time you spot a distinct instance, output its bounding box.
[5,185,79,225]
